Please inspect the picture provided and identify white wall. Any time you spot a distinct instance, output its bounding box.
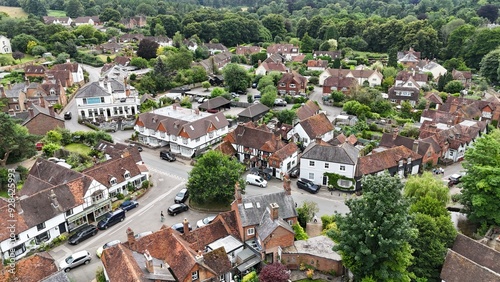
[299,157,355,185]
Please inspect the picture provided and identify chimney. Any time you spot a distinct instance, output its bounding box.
[0,85,5,98]
[235,182,242,204]
[183,218,190,234]
[25,77,29,86]
[28,107,34,118]
[49,189,64,212]
[283,174,291,195]
[144,250,154,273]
[195,250,204,263]
[173,104,177,111]
[315,135,322,144]
[39,97,45,108]
[270,203,279,220]
[455,112,462,125]
[126,227,137,251]
[15,196,23,214]
[412,140,419,153]
[48,105,55,117]
[194,108,199,115]
[393,128,399,139]
[7,83,11,90]
[125,77,130,97]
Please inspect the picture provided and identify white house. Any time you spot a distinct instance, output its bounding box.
[134,104,230,157]
[319,68,383,87]
[300,140,359,187]
[419,60,447,80]
[51,62,85,84]
[0,35,12,54]
[293,113,334,147]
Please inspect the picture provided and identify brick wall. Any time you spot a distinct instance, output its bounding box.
[25,114,65,135]
[281,252,344,276]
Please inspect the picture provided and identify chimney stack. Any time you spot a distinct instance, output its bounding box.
[15,196,23,214]
[25,77,29,86]
[49,189,63,212]
[235,182,242,204]
[0,85,5,98]
[315,135,322,144]
[194,108,199,115]
[173,104,177,111]
[270,203,279,220]
[195,250,204,263]
[183,218,190,234]
[412,140,419,154]
[393,128,399,139]
[144,250,154,273]
[283,174,291,196]
[7,83,11,90]
[126,227,137,251]
[48,105,55,117]
[28,108,34,118]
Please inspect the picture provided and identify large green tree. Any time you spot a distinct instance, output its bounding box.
[480,48,500,84]
[460,129,500,229]
[261,14,286,40]
[65,0,85,18]
[187,150,245,205]
[0,113,39,167]
[222,64,250,93]
[328,173,415,281]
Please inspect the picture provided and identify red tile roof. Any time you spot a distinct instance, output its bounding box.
[296,100,320,121]
[298,113,334,139]
[356,145,422,176]
[0,252,59,282]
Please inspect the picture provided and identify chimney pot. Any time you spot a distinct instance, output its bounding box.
[235,182,242,204]
[283,174,292,195]
[270,203,279,220]
[183,218,190,234]
[144,250,154,273]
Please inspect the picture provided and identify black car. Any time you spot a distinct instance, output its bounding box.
[288,167,300,178]
[119,200,139,211]
[174,188,189,204]
[251,82,257,88]
[64,112,72,120]
[167,203,189,216]
[171,222,193,234]
[68,225,98,245]
[160,150,176,162]
[296,178,320,194]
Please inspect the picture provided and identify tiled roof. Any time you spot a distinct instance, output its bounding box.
[387,85,420,101]
[260,62,287,72]
[323,75,357,88]
[198,96,231,110]
[237,191,297,227]
[25,65,47,75]
[75,82,111,98]
[101,244,148,282]
[203,247,232,275]
[302,141,358,165]
[269,142,298,165]
[263,53,285,64]
[396,70,428,83]
[257,208,294,242]
[114,56,131,66]
[237,103,270,118]
[298,113,333,139]
[26,158,83,188]
[325,68,382,79]
[421,109,457,124]
[292,54,306,62]
[183,219,234,251]
[0,252,61,282]
[279,72,307,85]
[313,50,341,59]
[266,44,299,54]
[379,133,415,150]
[83,155,141,188]
[95,140,143,163]
[424,92,443,104]
[356,145,422,176]
[452,69,472,80]
[213,140,237,156]
[307,60,328,68]
[225,123,285,153]
[51,62,80,73]
[296,100,320,120]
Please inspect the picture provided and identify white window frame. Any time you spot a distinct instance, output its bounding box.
[340,165,345,171]
[308,172,314,179]
[247,228,255,236]
[191,270,199,281]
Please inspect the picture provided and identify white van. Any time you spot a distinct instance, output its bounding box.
[246,174,267,187]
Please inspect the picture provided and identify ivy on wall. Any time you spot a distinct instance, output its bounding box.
[323,172,355,191]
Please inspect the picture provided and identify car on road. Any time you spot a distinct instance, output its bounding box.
[171,222,193,233]
[274,98,287,107]
[196,215,216,228]
[68,225,98,245]
[288,167,300,178]
[231,92,239,99]
[174,188,189,204]
[296,178,320,194]
[97,209,125,230]
[96,240,121,258]
[167,203,189,216]
[448,173,462,186]
[64,112,72,120]
[59,250,92,272]
[119,200,139,212]
[246,174,267,187]
[160,150,176,162]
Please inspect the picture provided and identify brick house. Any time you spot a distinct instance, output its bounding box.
[439,96,500,124]
[24,80,68,108]
[293,113,334,147]
[22,105,65,135]
[0,83,28,114]
[307,59,329,71]
[322,75,357,95]
[277,72,307,95]
[235,45,261,56]
[266,44,300,61]
[120,16,147,29]
[24,65,47,78]
[397,47,421,68]
[50,62,85,85]
[196,51,232,74]
[451,69,472,88]
[387,77,421,106]
[378,131,440,167]
[395,70,428,88]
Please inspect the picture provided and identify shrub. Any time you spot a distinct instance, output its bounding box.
[141,180,150,189]
[116,193,125,200]
[292,223,309,240]
[451,193,462,202]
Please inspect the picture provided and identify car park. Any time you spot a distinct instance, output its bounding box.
[96,240,121,258]
[246,174,267,187]
[174,188,189,204]
[296,178,320,194]
[119,200,139,212]
[160,150,176,162]
[68,225,98,245]
[59,250,92,272]
[274,98,287,107]
[288,167,300,178]
[171,222,193,233]
[64,112,72,120]
[167,203,189,216]
[97,209,126,230]
[196,215,216,228]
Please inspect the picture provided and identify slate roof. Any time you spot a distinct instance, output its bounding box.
[298,113,334,139]
[256,208,294,241]
[198,96,231,110]
[225,123,286,153]
[75,82,111,98]
[203,247,232,275]
[0,252,61,282]
[387,85,420,101]
[452,69,472,80]
[356,145,422,177]
[263,53,285,64]
[83,155,142,188]
[296,100,320,121]
[2,82,25,98]
[237,103,270,118]
[95,140,143,163]
[302,140,359,165]
[267,44,299,54]
[237,191,297,227]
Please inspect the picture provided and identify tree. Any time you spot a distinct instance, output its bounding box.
[165,48,193,70]
[130,57,149,69]
[387,47,398,68]
[260,85,277,108]
[296,200,319,228]
[258,262,290,282]
[437,72,453,91]
[12,51,24,63]
[404,172,450,206]
[296,18,308,39]
[480,48,500,84]
[443,58,468,72]
[330,91,345,103]
[137,39,159,60]
[460,129,500,229]
[210,87,226,98]
[65,0,84,18]
[31,45,47,56]
[261,14,286,40]
[444,80,464,94]
[222,64,250,93]
[99,8,121,22]
[187,150,245,205]
[307,15,323,38]
[11,33,37,53]
[276,109,296,125]
[328,173,415,281]
[477,4,499,23]
[201,81,211,91]
[300,32,314,53]
[0,113,39,167]
[20,0,47,16]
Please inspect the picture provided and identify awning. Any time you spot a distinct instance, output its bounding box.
[237,256,261,272]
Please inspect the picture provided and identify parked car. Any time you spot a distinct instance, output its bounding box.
[274,98,287,107]
[64,112,72,120]
[167,203,189,216]
[448,174,462,186]
[197,97,207,103]
[119,200,139,212]
[288,167,300,178]
[160,150,176,162]
[96,240,121,258]
[174,188,189,204]
[254,94,261,99]
[97,209,125,230]
[171,222,192,234]
[59,250,92,272]
[246,174,267,187]
[196,215,216,228]
[68,225,98,245]
[296,178,320,194]
[134,231,153,239]
[251,82,257,88]
[231,92,239,98]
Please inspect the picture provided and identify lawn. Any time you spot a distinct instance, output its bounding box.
[65,143,92,155]
[0,6,28,18]
[47,10,66,17]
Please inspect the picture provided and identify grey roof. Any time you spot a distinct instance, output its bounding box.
[237,191,297,227]
[3,83,25,98]
[198,96,231,110]
[131,250,176,281]
[41,271,71,282]
[283,235,341,261]
[238,103,270,118]
[76,82,111,98]
[301,142,359,165]
[256,208,294,241]
[24,158,84,191]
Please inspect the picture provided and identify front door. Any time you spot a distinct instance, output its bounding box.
[323,175,328,186]
[58,222,67,234]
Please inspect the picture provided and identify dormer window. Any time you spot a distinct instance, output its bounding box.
[124,170,130,179]
[110,177,117,185]
[50,89,55,95]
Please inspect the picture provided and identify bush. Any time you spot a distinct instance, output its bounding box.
[116,193,125,200]
[451,193,462,203]
[141,180,150,189]
[292,223,309,240]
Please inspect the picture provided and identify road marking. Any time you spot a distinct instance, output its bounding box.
[148,167,187,181]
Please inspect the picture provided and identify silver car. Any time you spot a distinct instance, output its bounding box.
[59,250,92,272]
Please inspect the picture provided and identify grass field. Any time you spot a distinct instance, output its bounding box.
[47,10,66,17]
[65,143,92,155]
[0,6,28,18]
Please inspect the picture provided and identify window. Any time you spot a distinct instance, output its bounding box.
[220,274,225,282]
[340,165,345,171]
[324,163,329,169]
[288,220,293,225]
[247,228,255,236]
[35,231,50,244]
[15,105,19,110]
[191,271,199,281]
[36,222,45,231]
[92,192,104,203]
[66,209,73,216]
[195,137,200,142]
[109,178,117,185]
[290,84,296,88]
[309,161,315,166]
[339,179,351,188]
[124,173,130,179]
[449,151,454,156]
[11,243,26,258]
[308,173,314,179]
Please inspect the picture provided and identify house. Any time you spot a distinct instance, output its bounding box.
[439,96,500,123]
[296,100,320,121]
[95,140,143,164]
[75,77,139,121]
[0,83,28,114]
[387,77,421,106]
[319,68,383,87]
[277,72,308,95]
[424,92,444,108]
[145,36,173,47]
[255,61,288,76]
[114,56,131,67]
[24,65,47,78]
[440,233,500,282]
[263,53,286,64]
[418,59,447,79]
[294,113,334,147]
[196,51,232,74]
[44,69,74,89]
[329,133,358,146]
[72,16,95,26]
[378,131,440,167]
[183,39,198,51]
[313,50,341,60]
[235,45,261,56]
[452,69,472,88]
[300,138,359,187]
[134,104,229,157]
[0,35,12,54]
[0,252,69,282]
[333,114,358,127]
[420,109,459,124]
[98,42,123,54]
[198,96,231,113]
[237,103,270,123]
[355,145,423,190]
[22,105,65,135]
[224,122,286,168]
[204,43,229,55]
[397,47,421,68]
[50,62,85,85]
[322,75,357,95]
[119,33,145,43]
[0,159,111,260]
[23,79,68,108]
[120,16,147,29]
[307,60,329,71]
[42,16,72,25]
[268,142,299,180]
[395,70,428,88]
[266,44,300,61]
